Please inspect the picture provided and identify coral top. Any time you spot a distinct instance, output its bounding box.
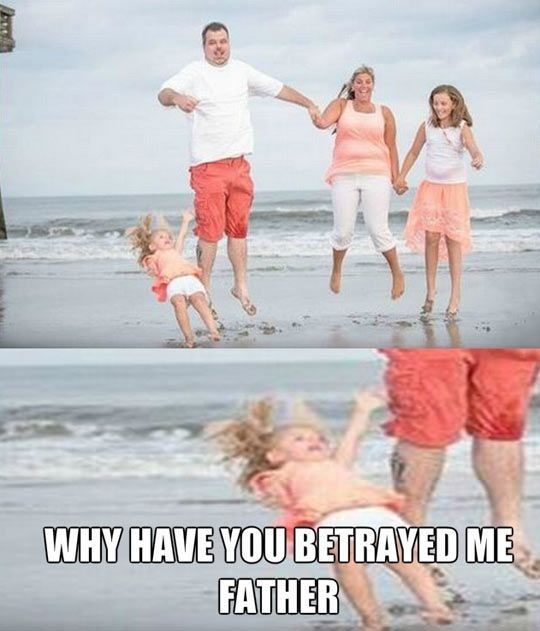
[325,101,391,184]
[143,249,202,302]
[250,459,404,545]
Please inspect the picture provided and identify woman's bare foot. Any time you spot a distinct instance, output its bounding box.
[208,329,221,343]
[391,270,405,300]
[330,268,342,294]
[183,337,196,348]
[421,605,454,625]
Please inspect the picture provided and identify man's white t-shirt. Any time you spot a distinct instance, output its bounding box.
[161,58,283,166]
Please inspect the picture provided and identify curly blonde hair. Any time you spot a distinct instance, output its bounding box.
[125,214,173,266]
[205,399,324,491]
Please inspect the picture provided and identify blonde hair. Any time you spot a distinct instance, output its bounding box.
[205,399,324,491]
[125,214,173,266]
[338,65,375,100]
[429,84,473,128]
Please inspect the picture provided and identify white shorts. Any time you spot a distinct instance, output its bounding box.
[166,275,207,301]
[330,173,396,252]
[317,506,408,530]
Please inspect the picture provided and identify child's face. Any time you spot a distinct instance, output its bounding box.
[432,92,455,121]
[150,230,173,251]
[270,426,331,464]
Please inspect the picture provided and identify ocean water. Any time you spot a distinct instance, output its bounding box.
[0,185,539,271]
[1,356,539,485]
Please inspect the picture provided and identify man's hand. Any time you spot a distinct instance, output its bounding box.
[173,94,199,113]
[182,209,195,223]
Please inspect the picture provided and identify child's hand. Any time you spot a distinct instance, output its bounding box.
[349,390,385,431]
[393,177,408,195]
[182,209,195,223]
[471,154,484,170]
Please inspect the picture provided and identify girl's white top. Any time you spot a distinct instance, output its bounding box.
[424,119,467,184]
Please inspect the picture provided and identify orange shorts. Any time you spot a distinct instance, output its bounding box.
[382,350,539,447]
[189,156,254,243]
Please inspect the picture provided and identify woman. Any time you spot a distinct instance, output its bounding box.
[315,66,404,299]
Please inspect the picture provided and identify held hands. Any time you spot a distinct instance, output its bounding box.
[308,104,323,128]
[471,153,484,170]
[173,94,199,113]
[393,176,408,195]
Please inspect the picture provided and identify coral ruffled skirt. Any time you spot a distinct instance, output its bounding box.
[404,180,471,260]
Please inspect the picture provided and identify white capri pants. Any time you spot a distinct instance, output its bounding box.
[330,173,396,252]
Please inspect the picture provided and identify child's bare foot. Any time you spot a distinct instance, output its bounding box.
[422,605,454,625]
[330,268,342,293]
[391,270,405,300]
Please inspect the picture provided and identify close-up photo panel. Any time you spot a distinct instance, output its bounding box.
[1,2,539,630]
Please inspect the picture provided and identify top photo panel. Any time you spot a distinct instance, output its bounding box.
[0,2,539,348]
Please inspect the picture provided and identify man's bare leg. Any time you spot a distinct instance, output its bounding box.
[228,236,256,315]
[330,247,347,294]
[196,239,218,294]
[472,438,540,578]
[170,295,195,348]
[391,440,446,526]
[332,560,385,630]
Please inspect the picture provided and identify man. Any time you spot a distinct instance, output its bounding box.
[158,22,320,316]
[382,349,540,580]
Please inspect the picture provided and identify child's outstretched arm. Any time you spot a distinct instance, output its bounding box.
[174,210,195,255]
[334,391,384,467]
[394,123,426,194]
[462,125,484,170]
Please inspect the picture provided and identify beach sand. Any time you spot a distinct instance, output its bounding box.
[0,253,539,348]
[1,473,539,631]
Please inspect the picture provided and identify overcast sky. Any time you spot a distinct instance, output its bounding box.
[1,0,539,197]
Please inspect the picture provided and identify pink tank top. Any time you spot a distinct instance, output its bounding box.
[325,101,391,184]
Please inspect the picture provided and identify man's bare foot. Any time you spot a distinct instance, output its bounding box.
[429,563,449,587]
[512,543,540,579]
[230,288,257,316]
[330,268,342,294]
[421,605,454,624]
[391,271,405,300]
[360,615,386,630]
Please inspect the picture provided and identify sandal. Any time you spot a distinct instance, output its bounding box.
[230,288,257,316]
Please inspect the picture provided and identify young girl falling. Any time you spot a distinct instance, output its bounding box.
[126,211,220,347]
[207,392,453,630]
[395,85,484,319]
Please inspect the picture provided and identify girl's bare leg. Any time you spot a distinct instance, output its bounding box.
[332,560,385,630]
[331,248,347,294]
[424,231,441,306]
[445,236,462,314]
[189,292,221,342]
[386,560,453,623]
[381,246,405,300]
[170,295,195,347]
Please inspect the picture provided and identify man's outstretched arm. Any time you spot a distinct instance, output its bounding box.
[275,85,320,123]
[157,88,199,113]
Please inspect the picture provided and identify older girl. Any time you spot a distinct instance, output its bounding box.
[395,85,484,319]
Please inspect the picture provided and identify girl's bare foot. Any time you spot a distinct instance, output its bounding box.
[391,270,405,300]
[330,268,342,293]
[421,605,454,625]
